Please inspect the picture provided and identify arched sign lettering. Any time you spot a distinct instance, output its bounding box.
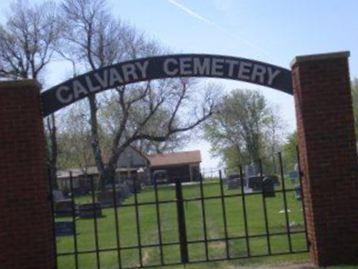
[41,54,292,117]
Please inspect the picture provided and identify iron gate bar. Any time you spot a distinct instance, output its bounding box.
[58,249,309,269]
[239,165,251,257]
[296,146,310,250]
[218,170,230,259]
[110,176,122,268]
[278,152,293,252]
[186,230,307,243]
[90,176,101,269]
[48,170,58,268]
[258,159,271,255]
[69,172,79,269]
[198,175,209,261]
[153,179,165,265]
[178,189,299,201]
[55,192,304,243]
[57,229,307,256]
[133,176,143,267]
[175,179,189,263]
[77,188,299,209]
[135,250,309,269]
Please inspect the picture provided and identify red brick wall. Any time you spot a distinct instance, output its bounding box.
[0,81,55,269]
[292,52,358,266]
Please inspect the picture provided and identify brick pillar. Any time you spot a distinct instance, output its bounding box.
[291,52,358,266]
[0,80,55,269]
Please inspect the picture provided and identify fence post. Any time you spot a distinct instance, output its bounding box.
[175,178,189,263]
[0,80,55,269]
[291,51,358,266]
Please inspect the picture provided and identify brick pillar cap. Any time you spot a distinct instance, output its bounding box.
[0,79,41,90]
[290,51,350,68]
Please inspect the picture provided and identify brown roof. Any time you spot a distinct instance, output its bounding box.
[147,150,201,167]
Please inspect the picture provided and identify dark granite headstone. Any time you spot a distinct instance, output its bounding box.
[55,221,75,236]
[54,199,74,217]
[228,173,240,180]
[79,203,102,218]
[227,179,240,190]
[263,177,275,197]
[294,185,302,200]
[266,175,280,186]
[247,176,264,191]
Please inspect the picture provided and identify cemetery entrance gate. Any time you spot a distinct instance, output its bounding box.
[52,154,308,268]
[0,51,357,269]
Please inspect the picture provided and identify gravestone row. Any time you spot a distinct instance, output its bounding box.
[225,163,302,199]
[54,179,143,237]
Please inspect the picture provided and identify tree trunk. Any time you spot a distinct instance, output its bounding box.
[99,164,117,190]
[87,94,107,188]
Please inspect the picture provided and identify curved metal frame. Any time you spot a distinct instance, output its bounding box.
[41,54,292,117]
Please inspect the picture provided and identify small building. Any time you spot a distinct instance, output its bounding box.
[57,166,98,194]
[56,148,202,192]
[115,146,151,184]
[148,150,201,183]
[57,147,150,193]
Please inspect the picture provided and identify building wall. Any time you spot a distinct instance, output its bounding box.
[117,147,149,168]
[151,163,201,183]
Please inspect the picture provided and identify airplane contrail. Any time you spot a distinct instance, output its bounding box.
[167,0,215,25]
[165,0,272,60]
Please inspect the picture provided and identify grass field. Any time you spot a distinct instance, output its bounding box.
[56,180,310,269]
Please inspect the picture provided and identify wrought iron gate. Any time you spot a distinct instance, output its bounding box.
[51,151,308,268]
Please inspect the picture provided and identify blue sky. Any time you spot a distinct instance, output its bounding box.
[1,0,357,169]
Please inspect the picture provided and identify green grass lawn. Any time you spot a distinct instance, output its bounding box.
[56,180,310,269]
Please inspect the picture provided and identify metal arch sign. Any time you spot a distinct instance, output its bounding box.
[41,54,292,117]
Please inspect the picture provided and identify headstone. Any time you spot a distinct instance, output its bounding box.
[262,176,275,197]
[79,203,102,218]
[247,176,264,191]
[227,179,240,190]
[55,221,75,236]
[54,199,74,217]
[289,170,299,183]
[53,190,65,202]
[228,173,240,180]
[294,185,302,200]
[245,164,259,176]
[98,189,122,207]
[266,175,280,186]
[126,178,142,193]
[226,173,244,189]
[244,163,260,187]
[120,182,131,198]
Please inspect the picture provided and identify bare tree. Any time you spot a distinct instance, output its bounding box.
[57,102,94,175]
[97,79,216,186]
[135,132,189,154]
[59,0,216,188]
[0,1,61,80]
[0,0,62,188]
